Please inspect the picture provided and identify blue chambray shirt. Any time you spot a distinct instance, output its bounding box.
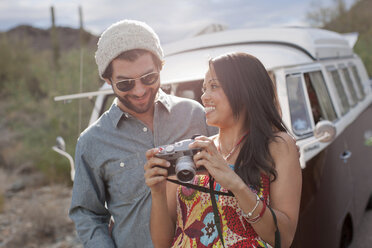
[69,89,217,248]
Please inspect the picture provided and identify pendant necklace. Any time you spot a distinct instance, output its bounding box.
[218,132,249,160]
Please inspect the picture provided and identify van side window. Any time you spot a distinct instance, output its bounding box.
[161,84,172,95]
[286,74,312,136]
[268,70,282,117]
[350,65,365,100]
[328,69,350,115]
[175,80,203,103]
[304,71,337,123]
[341,67,358,106]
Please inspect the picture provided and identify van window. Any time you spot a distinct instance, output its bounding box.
[175,80,203,103]
[286,74,312,136]
[268,70,282,117]
[304,71,337,123]
[341,67,358,106]
[268,70,276,86]
[350,65,365,100]
[161,84,172,95]
[329,69,350,115]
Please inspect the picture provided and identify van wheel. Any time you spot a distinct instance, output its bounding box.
[340,216,353,248]
[366,194,372,210]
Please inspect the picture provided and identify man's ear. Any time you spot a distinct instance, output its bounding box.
[104,78,112,86]
[159,60,165,71]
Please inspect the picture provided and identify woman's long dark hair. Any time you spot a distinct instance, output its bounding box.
[210,52,287,190]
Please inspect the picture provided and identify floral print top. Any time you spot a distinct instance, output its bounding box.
[171,168,272,248]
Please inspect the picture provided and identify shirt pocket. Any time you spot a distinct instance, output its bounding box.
[105,153,148,204]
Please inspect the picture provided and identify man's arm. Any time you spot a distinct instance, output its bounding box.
[69,141,115,248]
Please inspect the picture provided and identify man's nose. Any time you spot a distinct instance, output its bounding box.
[131,79,146,96]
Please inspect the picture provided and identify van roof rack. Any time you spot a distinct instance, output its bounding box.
[163,27,354,61]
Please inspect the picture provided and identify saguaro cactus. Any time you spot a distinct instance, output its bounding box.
[50,6,60,70]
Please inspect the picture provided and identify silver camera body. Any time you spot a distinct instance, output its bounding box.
[155,138,203,182]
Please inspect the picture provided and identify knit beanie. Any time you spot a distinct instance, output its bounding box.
[95,19,164,79]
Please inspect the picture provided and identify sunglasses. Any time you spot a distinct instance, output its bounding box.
[112,71,159,92]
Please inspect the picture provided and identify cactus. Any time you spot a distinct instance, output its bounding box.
[50,6,60,70]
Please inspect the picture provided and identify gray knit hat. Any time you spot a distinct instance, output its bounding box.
[95,19,164,79]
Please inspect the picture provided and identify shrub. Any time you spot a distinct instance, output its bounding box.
[0,36,101,183]
[0,193,4,213]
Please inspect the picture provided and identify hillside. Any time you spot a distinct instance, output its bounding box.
[324,0,372,34]
[323,0,372,76]
[0,25,100,246]
[1,25,98,51]
[0,24,101,179]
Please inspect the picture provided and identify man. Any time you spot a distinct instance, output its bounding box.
[69,20,216,248]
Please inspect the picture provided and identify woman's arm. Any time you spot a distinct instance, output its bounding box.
[144,148,178,248]
[267,132,302,247]
[150,181,178,247]
[191,134,301,248]
[231,132,302,247]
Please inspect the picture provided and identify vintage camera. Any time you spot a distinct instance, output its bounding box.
[155,137,204,182]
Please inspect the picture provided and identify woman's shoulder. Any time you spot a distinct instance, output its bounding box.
[269,132,300,173]
[269,131,297,155]
[272,131,296,145]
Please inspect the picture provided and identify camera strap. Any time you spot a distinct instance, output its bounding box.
[167,178,281,247]
[209,176,226,247]
[166,177,232,247]
[166,178,234,196]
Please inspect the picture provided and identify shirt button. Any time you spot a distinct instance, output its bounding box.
[120,162,125,168]
[143,127,148,132]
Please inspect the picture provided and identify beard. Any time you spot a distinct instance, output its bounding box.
[114,85,159,114]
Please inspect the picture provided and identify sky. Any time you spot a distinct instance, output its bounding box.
[0,0,356,44]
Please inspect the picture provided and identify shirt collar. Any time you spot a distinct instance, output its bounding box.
[108,89,172,128]
[108,100,127,127]
[156,88,172,113]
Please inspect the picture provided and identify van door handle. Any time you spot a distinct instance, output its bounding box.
[340,150,352,163]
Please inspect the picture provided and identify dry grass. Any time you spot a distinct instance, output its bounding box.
[0,169,7,213]
[0,193,4,213]
[2,185,76,248]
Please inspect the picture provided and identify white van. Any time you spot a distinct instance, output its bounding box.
[54,27,372,248]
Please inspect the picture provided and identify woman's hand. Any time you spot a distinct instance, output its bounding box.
[145,149,178,248]
[144,148,171,194]
[189,136,244,191]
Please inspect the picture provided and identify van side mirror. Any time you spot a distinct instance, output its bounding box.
[299,120,337,168]
[52,136,75,181]
[56,136,66,151]
[313,120,336,143]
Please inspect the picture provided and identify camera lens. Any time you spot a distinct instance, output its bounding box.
[175,156,196,182]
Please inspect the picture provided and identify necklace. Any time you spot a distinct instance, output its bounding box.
[218,132,249,160]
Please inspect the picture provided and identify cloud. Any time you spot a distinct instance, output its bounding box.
[1,0,355,43]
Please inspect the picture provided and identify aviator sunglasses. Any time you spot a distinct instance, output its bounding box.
[112,71,160,92]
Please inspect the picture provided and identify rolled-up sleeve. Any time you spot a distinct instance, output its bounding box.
[69,140,115,248]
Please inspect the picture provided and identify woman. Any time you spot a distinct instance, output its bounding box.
[144,52,302,247]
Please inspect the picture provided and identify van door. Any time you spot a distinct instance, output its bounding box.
[338,64,372,232]
[342,103,372,234]
[289,69,354,248]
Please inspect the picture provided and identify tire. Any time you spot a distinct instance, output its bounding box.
[366,194,372,210]
[340,216,353,248]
